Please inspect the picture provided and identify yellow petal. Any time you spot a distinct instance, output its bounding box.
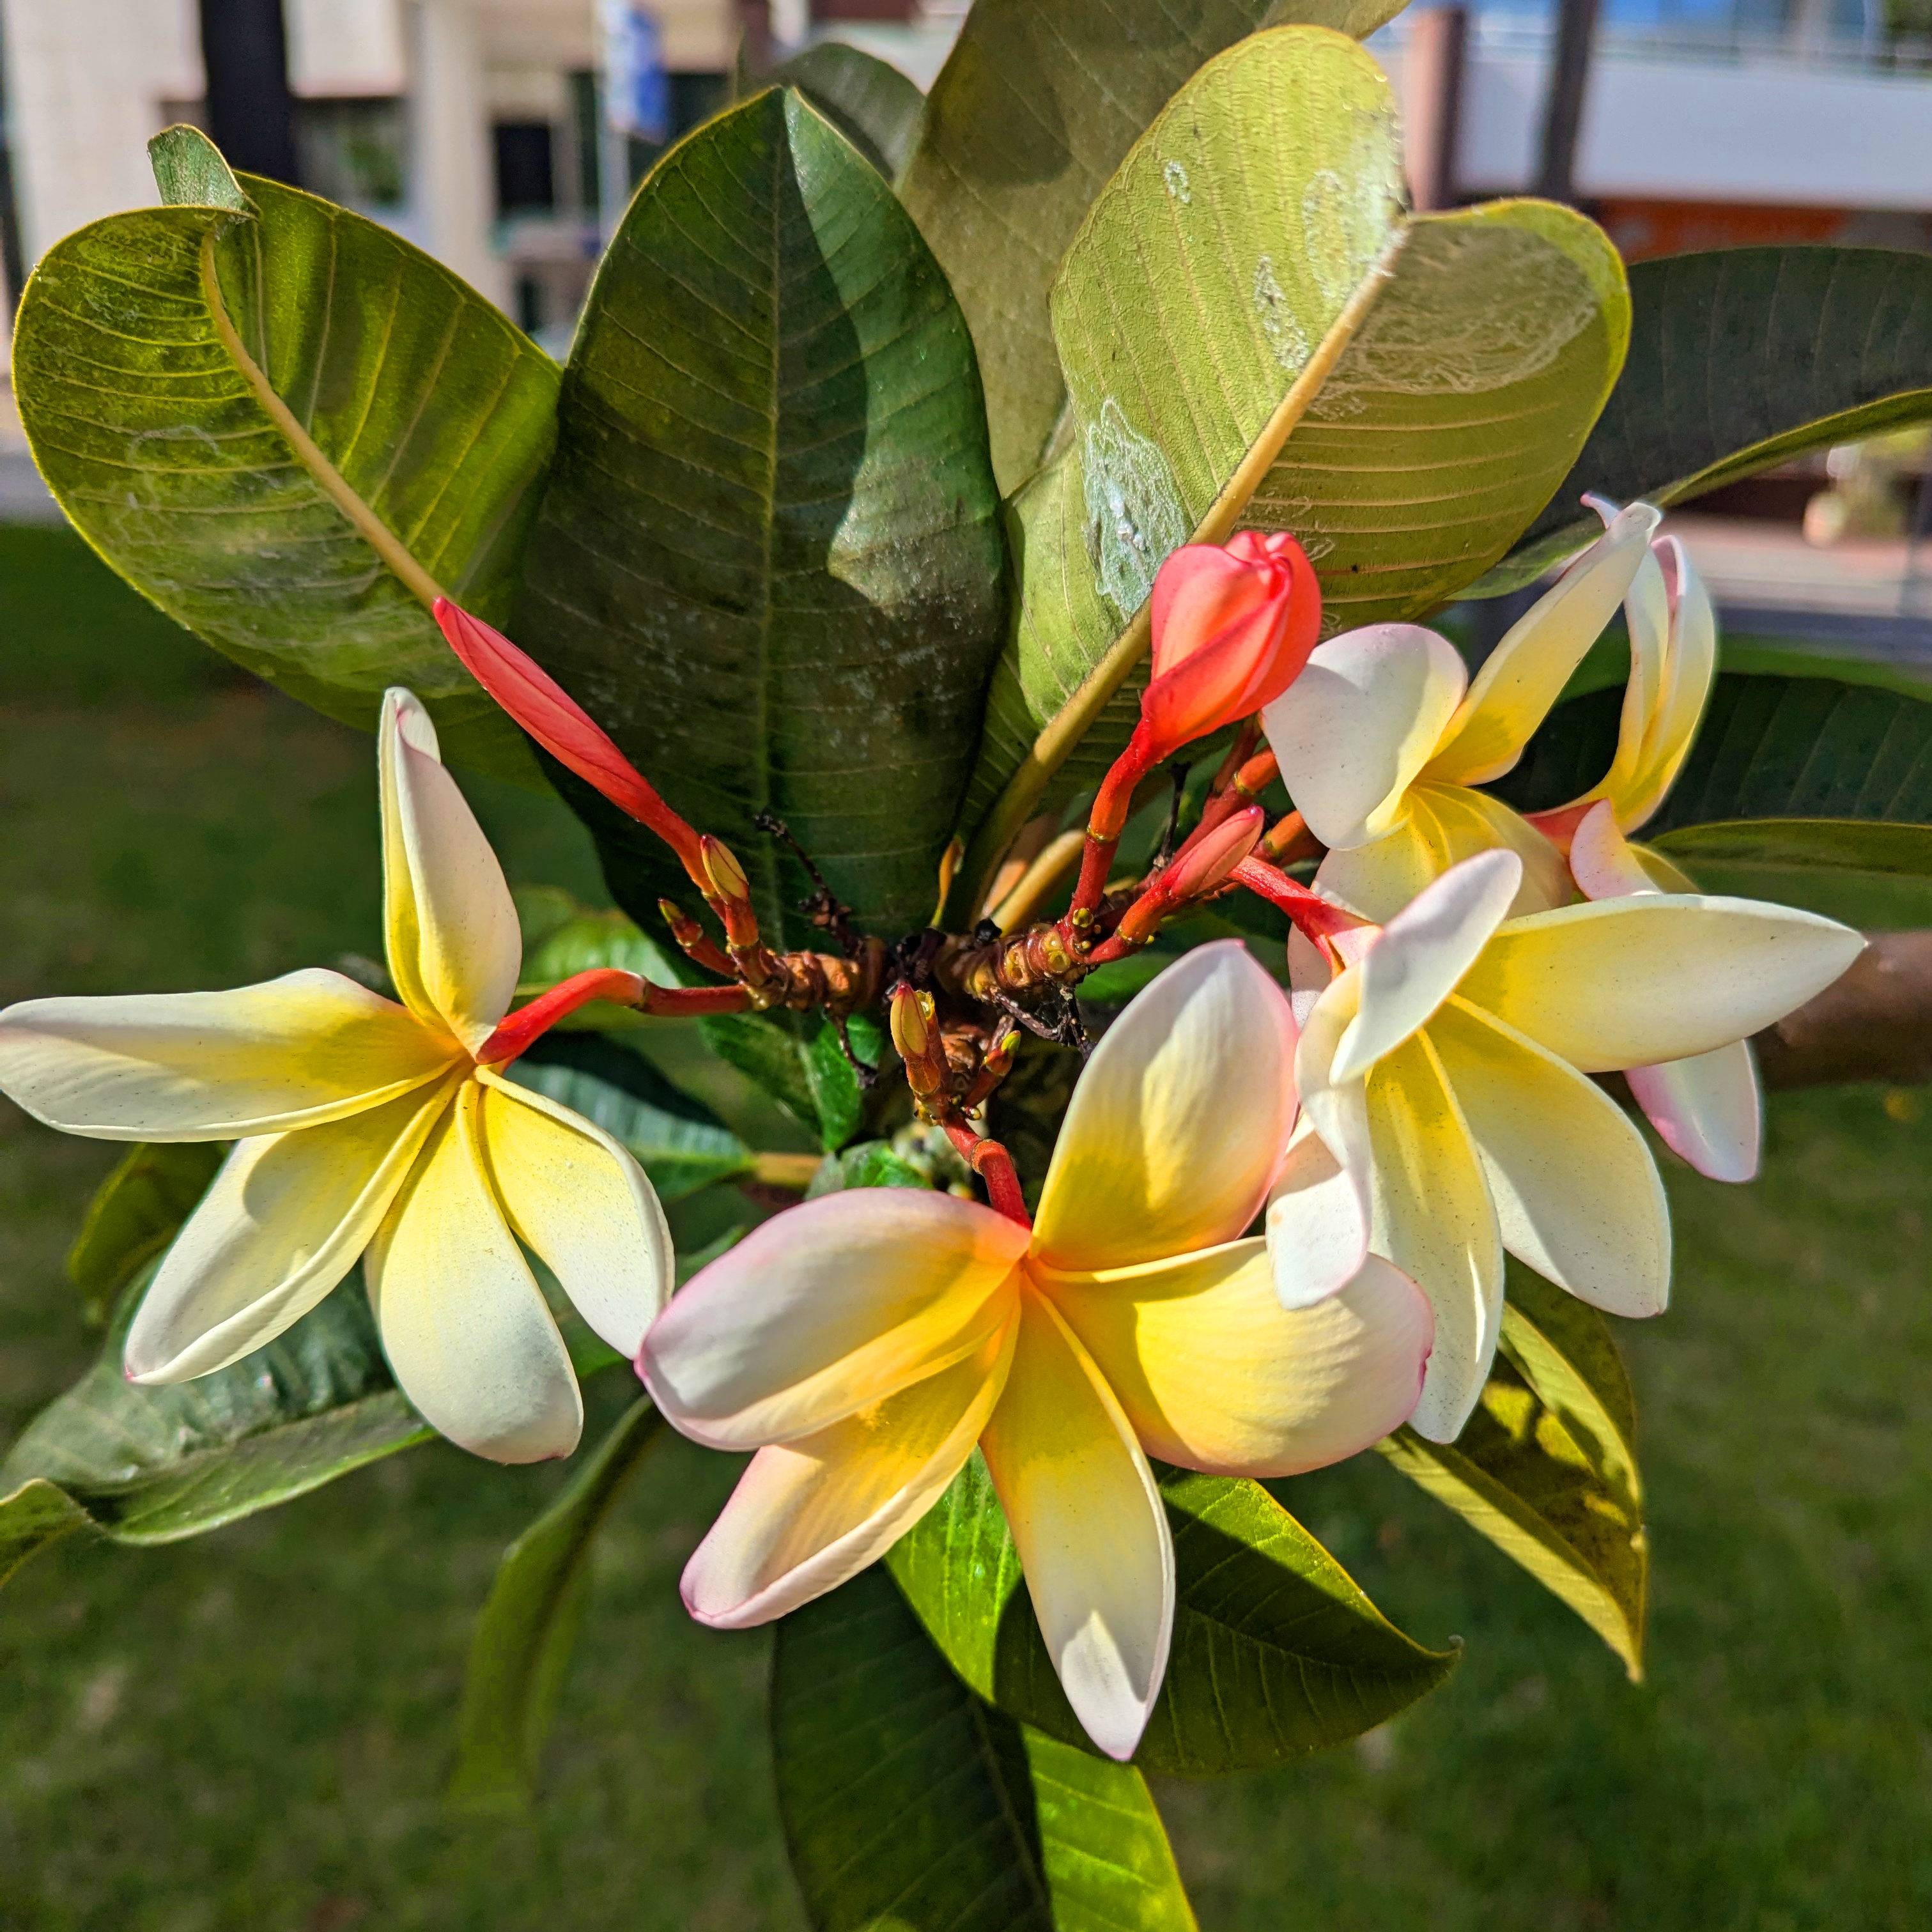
[0,970,458,1141]
[1599,543,1672,809]
[1457,895,1866,1072]
[1032,940,1298,1271]
[1043,1241,1430,1478]
[680,1322,1016,1630]
[379,688,522,1053]
[1426,502,1660,787]
[1261,624,1467,847]
[125,1076,458,1383]
[981,1289,1173,1762]
[640,1191,1027,1450]
[365,1081,582,1464]
[1331,849,1522,1084]
[1365,1030,1504,1442]
[477,1069,673,1358]
[1625,537,1716,830]
[1432,997,1671,1318]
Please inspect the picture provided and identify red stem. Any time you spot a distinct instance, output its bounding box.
[944,1122,1032,1228]
[474,969,646,1065]
[1231,856,1368,947]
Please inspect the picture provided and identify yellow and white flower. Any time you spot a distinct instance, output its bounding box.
[0,689,672,1463]
[640,943,1432,1761]
[1267,849,1863,1441]
[1260,502,1661,921]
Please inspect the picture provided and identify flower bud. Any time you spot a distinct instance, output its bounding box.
[1162,805,1265,903]
[700,837,750,905]
[1140,531,1320,760]
[888,982,932,1064]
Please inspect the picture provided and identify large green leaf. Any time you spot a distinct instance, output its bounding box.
[772,1564,1198,1931]
[695,1007,885,1153]
[1650,818,1932,928]
[1380,1267,1647,1678]
[449,1398,667,1810]
[10,127,554,781]
[1499,246,1932,585]
[1497,674,1932,838]
[900,0,1409,491]
[762,41,927,183]
[509,1032,755,1202]
[0,1269,430,1591]
[64,1140,226,1324]
[888,1454,1456,1775]
[950,30,1627,897]
[514,88,1006,950]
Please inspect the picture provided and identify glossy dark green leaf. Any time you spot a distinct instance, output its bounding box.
[888,1453,1456,1775]
[449,1398,667,1811]
[695,1009,880,1154]
[515,88,1006,950]
[1497,674,1932,838]
[1499,247,1932,584]
[772,1564,1198,1931]
[1379,1267,1646,1678]
[900,0,1408,491]
[509,1032,753,1202]
[64,1140,226,1323]
[764,41,927,183]
[1650,817,1932,927]
[11,127,555,780]
[0,1269,429,1591]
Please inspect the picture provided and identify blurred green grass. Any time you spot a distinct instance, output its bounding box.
[1,525,1929,1930]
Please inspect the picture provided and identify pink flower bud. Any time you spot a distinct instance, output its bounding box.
[1161,805,1265,903]
[1140,532,1320,759]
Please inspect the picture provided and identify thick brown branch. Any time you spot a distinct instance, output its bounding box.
[1757,931,1932,1089]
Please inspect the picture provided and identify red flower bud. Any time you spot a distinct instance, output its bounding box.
[1161,805,1266,904]
[1140,531,1320,759]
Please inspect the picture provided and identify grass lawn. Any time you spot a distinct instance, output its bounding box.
[2,525,1929,1931]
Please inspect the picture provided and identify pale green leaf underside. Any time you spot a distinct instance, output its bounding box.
[957,29,1629,829]
[773,1565,1198,1931]
[12,132,555,783]
[515,88,1006,948]
[902,0,1409,492]
[888,1455,1457,1775]
[1380,1267,1646,1678]
[449,1398,666,1811]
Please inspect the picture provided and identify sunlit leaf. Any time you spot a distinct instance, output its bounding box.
[1650,817,1932,928]
[772,1564,1198,1931]
[762,41,927,182]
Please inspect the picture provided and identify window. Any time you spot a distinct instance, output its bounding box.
[493,122,557,217]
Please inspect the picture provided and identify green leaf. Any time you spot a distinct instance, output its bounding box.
[1498,246,1932,585]
[514,889,683,1012]
[449,1398,667,1811]
[0,1269,429,1588]
[1379,1266,1646,1679]
[694,1008,881,1154]
[0,1478,95,1590]
[888,1453,1457,1775]
[772,1563,1198,1932]
[1497,674,1932,844]
[514,88,1006,950]
[10,127,557,782]
[1650,818,1932,928]
[64,1140,226,1323]
[806,1140,936,1195]
[951,29,1628,863]
[764,42,927,183]
[509,1033,753,1202]
[900,0,1408,491]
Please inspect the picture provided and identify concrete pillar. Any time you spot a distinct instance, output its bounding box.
[407,0,507,306]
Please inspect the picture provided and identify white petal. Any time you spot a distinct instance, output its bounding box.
[980,1290,1174,1762]
[126,1077,458,1382]
[0,970,458,1141]
[1262,625,1467,848]
[1459,895,1867,1072]
[380,688,522,1053]
[477,1069,673,1357]
[364,1081,582,1464]
[1267,1115,1371,1311]
[680,1323,1014,1629]
[1427,502,1661,787]
[640,1191,1027,1450]
[1364,1031,1505,1442]
[1331,849,1523,1083]
[1032,940,1298,1271]
[1628,1041,1762,1184]
[1432,998,1671,1318]
[1568,800,1660,900]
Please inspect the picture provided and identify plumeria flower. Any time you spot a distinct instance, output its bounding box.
[0,690,672,1463]
[1260,502,1661,921]
[640,943,1432,1761]
[1267,849,1863,1441]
